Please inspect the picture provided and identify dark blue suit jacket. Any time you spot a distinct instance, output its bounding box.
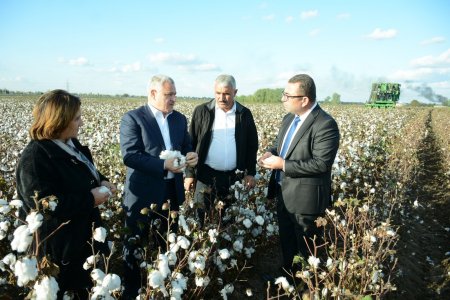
[120,105,192,216]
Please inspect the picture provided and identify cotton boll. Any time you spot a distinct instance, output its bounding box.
[168,233,177,243]
[11,225,32,253]
[218,249,230,260]
[157,254,170,278]
[14,256,38,286]
[83,255,99,270]
[2,253,16,271]
[243,218,252,228]
[26,212,43,233]
[176,236,190,250]
[93,227,107,243]
[91,269,106,285]
[32,275,59,300]
[254,215,264,225]
[233,240,243,252]
[9,200,23,208]
[102,273,121,292]
[148,270,164,288]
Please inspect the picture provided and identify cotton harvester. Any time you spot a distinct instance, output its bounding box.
[366,83,401,108]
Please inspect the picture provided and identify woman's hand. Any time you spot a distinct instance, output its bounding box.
[91,187,110,207]
[100,180,117,193]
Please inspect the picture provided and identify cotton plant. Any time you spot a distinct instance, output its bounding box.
[82,225,123,298]
[0,194,68,299]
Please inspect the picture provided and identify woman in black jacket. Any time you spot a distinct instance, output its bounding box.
[16,89,116,299]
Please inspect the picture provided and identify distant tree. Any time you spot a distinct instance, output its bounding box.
[410,99,421,106]
[323,96,331,102]
[330,93,341,104]
[122,93,129,97]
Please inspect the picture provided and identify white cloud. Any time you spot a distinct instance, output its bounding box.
[300,10,318,20]
[309,28,320,37]
[178,63,221,72]
[390,68,435,80]
[57,56,89,66]
[262,14,275,21]
[390,50,450,81]
[147,52,220,73]
[258,2,268,9]
[68,57,89,66]
[336,13,350,20]
[366,28,397,40]
[121,62,142,73]
[411,48,450,67]
[285,16,294,23]
[420,36,445,45]
[154,37,165,44]
[0,76,23,82]
[149,52,198,65]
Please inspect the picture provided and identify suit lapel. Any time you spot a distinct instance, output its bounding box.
[285,105,321,158]
[142,105,166,149]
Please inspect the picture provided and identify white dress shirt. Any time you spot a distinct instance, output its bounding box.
[149,104,174,179]
[205,103,237,171]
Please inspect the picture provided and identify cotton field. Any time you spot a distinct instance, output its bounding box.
[0,95,449,299]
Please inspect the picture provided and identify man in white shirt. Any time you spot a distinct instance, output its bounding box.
[185,74,258,226]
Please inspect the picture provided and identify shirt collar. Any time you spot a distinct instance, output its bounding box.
[148,103,172,119]
[298,102,317,120]
[215,102,236,114]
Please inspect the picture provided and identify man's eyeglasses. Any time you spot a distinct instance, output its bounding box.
[281,92,306,102]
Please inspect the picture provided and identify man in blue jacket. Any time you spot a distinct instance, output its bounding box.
[120,74,198,298]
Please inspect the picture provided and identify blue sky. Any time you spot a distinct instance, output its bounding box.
[1,0,449,103]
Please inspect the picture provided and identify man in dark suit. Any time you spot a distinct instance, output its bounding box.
[119,74,198,298]
[258,74,340,273]
[184,74,258,226]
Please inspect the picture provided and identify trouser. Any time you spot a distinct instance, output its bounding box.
[122,179,178,298]
[276,185,323,271]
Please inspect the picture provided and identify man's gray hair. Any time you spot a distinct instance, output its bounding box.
[215,74,236,90]
[147,74,175,93]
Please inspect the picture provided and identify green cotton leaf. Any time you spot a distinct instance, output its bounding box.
[361,296,373,300]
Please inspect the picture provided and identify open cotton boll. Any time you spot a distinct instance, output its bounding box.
[98,186,112,196]
[32,275,59,300]
[26,212,43,233]
[102,273,121,292]
[14,257,38,287]
[159,150,186,169]
[263,155,276,164]
[11,225,32,253]
[91,268,106,285]
[93,227,107,243]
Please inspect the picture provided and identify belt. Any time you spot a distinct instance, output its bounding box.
[205,164,236,176]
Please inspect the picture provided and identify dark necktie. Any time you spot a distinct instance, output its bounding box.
[276,115,300,183]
